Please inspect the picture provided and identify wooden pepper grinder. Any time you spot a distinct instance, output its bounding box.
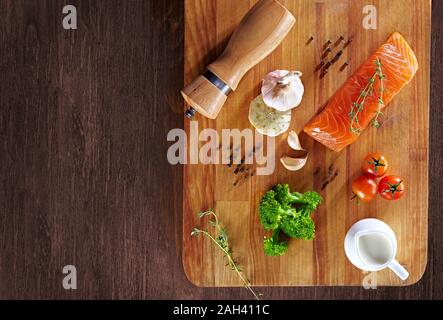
[182,0,296,119]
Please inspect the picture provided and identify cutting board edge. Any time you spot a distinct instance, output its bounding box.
[181,0,431,288]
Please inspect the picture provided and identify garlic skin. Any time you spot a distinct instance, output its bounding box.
[261,70,304,111]
[280,130,308,172]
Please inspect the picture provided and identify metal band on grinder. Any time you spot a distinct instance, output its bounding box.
[203,69,232,96]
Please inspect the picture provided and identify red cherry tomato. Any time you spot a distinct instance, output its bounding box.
[378,175,405,200]
[352,175,378,203]
[361,152,388,178]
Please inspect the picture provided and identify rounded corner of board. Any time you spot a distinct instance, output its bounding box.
[182,257,208,288]
[403,259,428,287]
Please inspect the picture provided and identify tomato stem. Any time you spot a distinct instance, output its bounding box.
[367,157,386,174]
[383,180,403,198]
[350,193,360,205]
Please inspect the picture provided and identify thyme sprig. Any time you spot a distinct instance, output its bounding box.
[191,209,261,300]
[349,57,385,133]
[372,58,385,128]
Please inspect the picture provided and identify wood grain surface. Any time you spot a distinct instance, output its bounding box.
[0,0,442,299]
[183,0,430,287]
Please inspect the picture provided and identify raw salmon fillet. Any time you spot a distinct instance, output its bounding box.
[303,32,418,152]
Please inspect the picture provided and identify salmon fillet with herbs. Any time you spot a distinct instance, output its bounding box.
[303,32,418,152]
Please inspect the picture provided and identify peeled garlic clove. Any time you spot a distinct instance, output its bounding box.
[261,70,304,112]
[280,130,308,172]
[287,130,304,151]
[280,155,308,171]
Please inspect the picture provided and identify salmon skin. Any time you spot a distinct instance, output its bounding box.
[303,32,418,152]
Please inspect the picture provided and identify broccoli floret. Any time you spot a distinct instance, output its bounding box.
[297,191,323,212]
[263,229,288,256]
[259,184,323,256]
[281,214,315,240]
[274,184,323,213]
[259,190,296,231]
[274,184,298,205]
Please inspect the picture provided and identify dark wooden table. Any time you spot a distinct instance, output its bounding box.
[0,0,441,299]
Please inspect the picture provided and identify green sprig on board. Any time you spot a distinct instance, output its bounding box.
[371,57,385,128]
[191,209,261,300]
[349,57,386,133]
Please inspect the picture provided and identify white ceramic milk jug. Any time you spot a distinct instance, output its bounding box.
[344,218,409,280]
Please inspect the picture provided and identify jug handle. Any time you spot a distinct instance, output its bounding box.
[388,259,409,281]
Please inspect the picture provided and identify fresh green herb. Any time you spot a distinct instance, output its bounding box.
[191,209,261,300]
[349,57,385,133]
[259,184,323,256]
[372,57,385,128]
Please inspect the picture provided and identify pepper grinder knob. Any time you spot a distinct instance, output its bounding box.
[184,107,197,119]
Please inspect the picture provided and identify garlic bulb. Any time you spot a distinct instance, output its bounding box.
[248,95,292,137]
[261,70,304,111]
[280,130,309,172]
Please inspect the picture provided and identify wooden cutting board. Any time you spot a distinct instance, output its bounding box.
[182,0,430,286]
